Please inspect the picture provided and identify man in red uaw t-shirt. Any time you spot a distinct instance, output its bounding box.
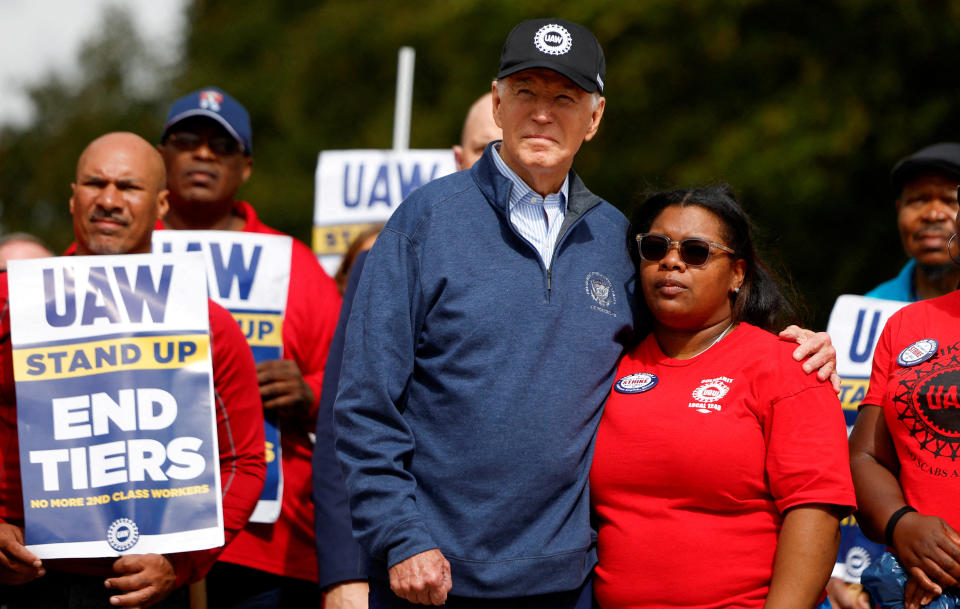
[0,132,265,608]
[851,281,960,607]
[156,88,349,609]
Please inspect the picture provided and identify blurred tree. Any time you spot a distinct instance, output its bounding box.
[0,5,177,251]
[3,0,960,324]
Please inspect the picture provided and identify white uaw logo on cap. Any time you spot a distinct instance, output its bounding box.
[534,24,573,55]
[106,517,140,552]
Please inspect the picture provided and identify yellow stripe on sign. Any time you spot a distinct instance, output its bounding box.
[839,378,871,411]
[313,223,380,255]
[231,312,284,347]
[12,335,210,381]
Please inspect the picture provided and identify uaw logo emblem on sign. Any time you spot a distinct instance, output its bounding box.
[107,518,140,552]
[534,24,572,55]
[199,90,223,112]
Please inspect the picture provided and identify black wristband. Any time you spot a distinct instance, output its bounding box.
[885,505,918,547]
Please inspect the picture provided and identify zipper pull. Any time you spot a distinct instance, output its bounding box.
[547,268,552,292]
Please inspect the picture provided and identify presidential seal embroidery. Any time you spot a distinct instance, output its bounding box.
[615,372,658,394]
[586,272,614,307]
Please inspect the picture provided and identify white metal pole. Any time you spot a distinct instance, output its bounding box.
[393,46,415,151]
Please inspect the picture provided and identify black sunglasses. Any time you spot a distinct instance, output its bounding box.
[636,233,735,267]
[165,131,244,156]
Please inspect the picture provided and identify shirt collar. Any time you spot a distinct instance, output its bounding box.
[491,142,568,211]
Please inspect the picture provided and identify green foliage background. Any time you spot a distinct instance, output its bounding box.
[2,0,959,325]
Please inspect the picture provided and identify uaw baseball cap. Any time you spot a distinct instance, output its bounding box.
[162,87,252,155]
[497,18,606,94]
[891,142,960,196]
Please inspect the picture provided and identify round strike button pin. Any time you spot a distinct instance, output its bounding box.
[897,339,938,367]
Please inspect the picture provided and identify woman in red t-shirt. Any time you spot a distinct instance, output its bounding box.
[590,185,855,609]
[850,203,960,609]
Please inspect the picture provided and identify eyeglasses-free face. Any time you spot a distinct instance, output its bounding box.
[636,233,735,267]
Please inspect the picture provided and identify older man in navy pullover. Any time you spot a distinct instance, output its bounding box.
[334,18,837,608]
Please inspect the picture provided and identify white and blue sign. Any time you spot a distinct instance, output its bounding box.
[153,230,292,523]
[313,149,456,275]
[8,253,222,559]
[826,294,909,430]
[826,294,909,583]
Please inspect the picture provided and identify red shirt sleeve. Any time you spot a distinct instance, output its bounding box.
[167,300,266,587]
[862,311,899,409]
[764,383,857,514]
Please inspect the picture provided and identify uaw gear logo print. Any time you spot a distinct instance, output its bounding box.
[585,272,616,317]
[689,376,732,414]
[534,24,573,56]
[199,90,223,112]
[893,339,960,460]
[106,517,140,552]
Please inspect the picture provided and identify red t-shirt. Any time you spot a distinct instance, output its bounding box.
[158,202,342,582]
[862,290,960,525]
[591,323,855,609]
[0,271,266,588]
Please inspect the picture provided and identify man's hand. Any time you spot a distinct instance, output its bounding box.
[257,359,314,414]
[0,522,44,585]
[778,325,840,392]
[104,553,176,607]
[389,549,451,605]
[892,512,960,603]
[325,580,369,609]
[825,578,871,609]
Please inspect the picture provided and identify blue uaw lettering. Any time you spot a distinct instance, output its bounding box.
[42,265,172,328]
[157,241,203,254]
[210,243,261,300]
[398,163,440,200]
[28,388,205,491]
[342,162,443,208]
[25,344,140,376]
[369,164,391,207]
[343,163,364,208]
[849,308,882,364]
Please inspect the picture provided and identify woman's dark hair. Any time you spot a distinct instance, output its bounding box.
[628,184,803,334]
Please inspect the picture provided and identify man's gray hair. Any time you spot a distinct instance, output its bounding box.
[495,79,602,110]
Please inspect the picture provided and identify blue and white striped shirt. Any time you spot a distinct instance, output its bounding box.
[492,144,569,268]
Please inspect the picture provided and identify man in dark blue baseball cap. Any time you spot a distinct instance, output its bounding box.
[157,88,359,609]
